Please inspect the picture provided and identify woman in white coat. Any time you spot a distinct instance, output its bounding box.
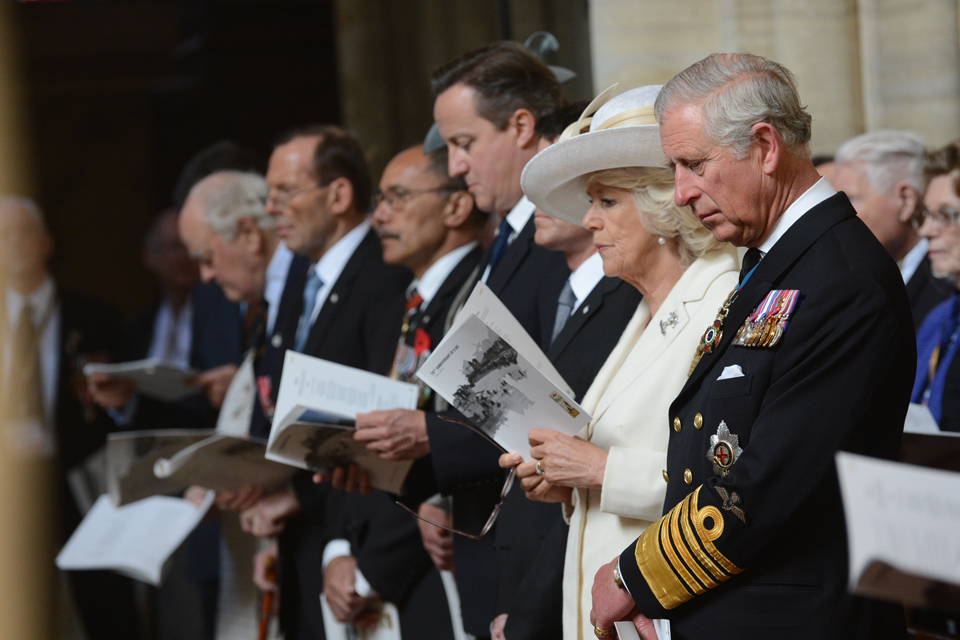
[502,85,739,640]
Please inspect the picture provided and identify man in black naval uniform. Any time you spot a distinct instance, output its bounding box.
[590,53,915,640]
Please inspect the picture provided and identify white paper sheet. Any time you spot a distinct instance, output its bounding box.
[417,314,591,458]
[56,492,214,585]
[265,352,418,491]
[84,358,201,402]
[836,452,960,602]
[454,282,574,397]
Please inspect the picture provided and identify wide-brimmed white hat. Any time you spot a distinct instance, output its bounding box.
[521,84,667,226]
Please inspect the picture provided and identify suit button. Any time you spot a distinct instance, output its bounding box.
[684,469,693,485]
[694,413,703,430]
[673,417,682,433]
[662,470,669,483]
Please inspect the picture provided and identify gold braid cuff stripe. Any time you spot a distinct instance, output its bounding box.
[634,486,743,610]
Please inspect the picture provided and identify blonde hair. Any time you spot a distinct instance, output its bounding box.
[587,166,719,266]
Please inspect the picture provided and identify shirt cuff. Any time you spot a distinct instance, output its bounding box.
[321,539,376,599]
[617,557,633,597]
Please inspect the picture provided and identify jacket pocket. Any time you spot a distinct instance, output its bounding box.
[709,374,753,399]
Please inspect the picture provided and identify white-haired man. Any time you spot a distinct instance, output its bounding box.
[833,131,950,326]
[590,53,914,640]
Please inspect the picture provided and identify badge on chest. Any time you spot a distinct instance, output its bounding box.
[733,289,800,348]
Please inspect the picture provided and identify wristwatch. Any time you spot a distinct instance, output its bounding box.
[613,564,625,590]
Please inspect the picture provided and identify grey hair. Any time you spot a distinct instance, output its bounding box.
[188,171,273,241]
[654,53,812,159]
[0,195,46,231]
[586,166,720,267]
[834,130,926,193]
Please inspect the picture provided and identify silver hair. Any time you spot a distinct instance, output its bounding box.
[188,171,273,241]
[586,166,720,267]
[834,130,926,193]
[0,195,47,231]
[654,53,812,159]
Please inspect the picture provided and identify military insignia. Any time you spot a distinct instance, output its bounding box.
[716,486,747,524]
[659,311,678,335]
[707,420,742,476]
[733,289,800,348]
[689,289,736,376]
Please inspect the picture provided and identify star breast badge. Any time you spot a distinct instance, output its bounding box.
[707,421,742,477]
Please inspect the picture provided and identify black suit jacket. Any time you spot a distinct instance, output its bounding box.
[495,275,641,640]
[52,291,142,639]
[248,253,311,439]
[619,194,913,639]
[275,228,411,640]
[419,214,568,636]
[906,253,951,329]
[337,245,482,640]
[123,281,244,434]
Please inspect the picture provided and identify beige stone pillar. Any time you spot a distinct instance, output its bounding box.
[589,0,960,153]
[857,0,960,147]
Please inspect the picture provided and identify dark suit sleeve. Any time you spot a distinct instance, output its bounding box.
[346,491,434,606]
[502,515,566,640]
[425,409,505,495]
[621,270,913,616]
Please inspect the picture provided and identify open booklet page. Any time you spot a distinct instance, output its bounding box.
[836,452,960,610]
[154,433,296,493]
[417,313,591,459]
[456,282,573,397]
[107,429,216,506]
[84,358,201,402]
[56,491,214,586]
[266,352,417,493]
[900,403,960,471]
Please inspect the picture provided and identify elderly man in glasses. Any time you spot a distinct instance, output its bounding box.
[832,131,950,327]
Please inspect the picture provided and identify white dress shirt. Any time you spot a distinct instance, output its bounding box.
[566,252,605,315]
[306,221,371,326]
[146,298,193,367]
[899,238,929,285]
[410,241,479,307]
[264,241,294,336]
[758,177,838,256]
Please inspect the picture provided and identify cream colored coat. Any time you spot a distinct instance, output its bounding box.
[562,247,739,640]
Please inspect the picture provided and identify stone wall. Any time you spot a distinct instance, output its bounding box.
[588,0,960,153]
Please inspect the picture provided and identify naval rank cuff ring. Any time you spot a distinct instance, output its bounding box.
[535,459,545,476]
[594,626,610,638]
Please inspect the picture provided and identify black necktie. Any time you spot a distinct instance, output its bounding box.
[739,248,763,286]
[487,217,513,276]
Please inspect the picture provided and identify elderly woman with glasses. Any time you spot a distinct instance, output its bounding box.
[499,85,738,640]
[912,140,960,431]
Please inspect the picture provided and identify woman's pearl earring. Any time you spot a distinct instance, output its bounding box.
[658,236,666,245]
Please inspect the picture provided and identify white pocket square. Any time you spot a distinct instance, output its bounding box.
[717,365,744,380]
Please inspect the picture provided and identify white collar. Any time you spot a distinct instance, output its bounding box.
[503,196,536,237]
[568,252,604,310]
[410,241,478,307]
[899,238,928,285]
[758,177,837,255]
[313,220,371,287]
[6,277,56,327]
[265,241,294,296]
